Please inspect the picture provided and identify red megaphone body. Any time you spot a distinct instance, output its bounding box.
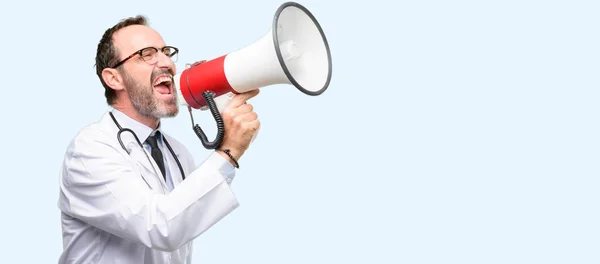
[173,1,332,111]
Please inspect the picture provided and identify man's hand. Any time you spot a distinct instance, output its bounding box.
[218,89,261,163]
[187,59,260,165]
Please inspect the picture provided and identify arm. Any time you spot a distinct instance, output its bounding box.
[58,136,239,252]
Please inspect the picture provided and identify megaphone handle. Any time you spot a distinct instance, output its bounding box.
[188,91,225,149]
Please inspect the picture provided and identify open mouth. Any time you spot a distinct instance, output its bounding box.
[153,75,174,96]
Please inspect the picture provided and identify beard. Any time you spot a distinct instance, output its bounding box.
[122,69,179,119]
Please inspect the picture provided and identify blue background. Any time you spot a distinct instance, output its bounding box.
[1,0,599,263]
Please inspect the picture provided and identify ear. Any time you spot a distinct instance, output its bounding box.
[101,68,125,91]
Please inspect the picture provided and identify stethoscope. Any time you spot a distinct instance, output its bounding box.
[109,112,186,190]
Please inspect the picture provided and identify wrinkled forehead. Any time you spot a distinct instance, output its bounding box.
[113,25,166,57]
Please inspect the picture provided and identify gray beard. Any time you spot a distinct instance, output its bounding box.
[123,71,179,119]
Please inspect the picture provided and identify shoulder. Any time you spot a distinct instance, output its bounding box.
[59,113,124,185]
[64,112,120,157]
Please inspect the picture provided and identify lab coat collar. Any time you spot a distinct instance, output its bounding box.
[109,108,163,143]
[106,109,169,192]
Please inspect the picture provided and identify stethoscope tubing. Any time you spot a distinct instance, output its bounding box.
[109,112,186,190]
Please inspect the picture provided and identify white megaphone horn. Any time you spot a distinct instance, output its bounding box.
[173,1,332,149]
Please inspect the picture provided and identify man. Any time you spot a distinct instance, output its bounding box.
[57,15,260,263]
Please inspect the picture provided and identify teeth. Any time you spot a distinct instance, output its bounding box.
[154,76,172,86]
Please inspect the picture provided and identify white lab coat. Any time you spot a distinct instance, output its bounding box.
[57,110,239,264]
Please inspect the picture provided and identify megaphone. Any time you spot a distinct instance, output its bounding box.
[173,1,332,149]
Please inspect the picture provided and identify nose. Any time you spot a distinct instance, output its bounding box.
[156,52,176,73]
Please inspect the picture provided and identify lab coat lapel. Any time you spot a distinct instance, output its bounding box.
[102,111,167,192]
[163,136,186,185]
[128,143,166,191]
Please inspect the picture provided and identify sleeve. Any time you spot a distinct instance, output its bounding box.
[171,134,236,185]
[58,135,240,252]
[203,151,237,185]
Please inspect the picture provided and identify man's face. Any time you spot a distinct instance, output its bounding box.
[113,25,179,118]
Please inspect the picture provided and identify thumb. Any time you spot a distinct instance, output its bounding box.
[230,89,260,107]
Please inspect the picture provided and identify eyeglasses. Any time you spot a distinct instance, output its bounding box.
[111,46,179,68]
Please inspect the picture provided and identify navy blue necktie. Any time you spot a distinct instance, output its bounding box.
[145,132,166,180]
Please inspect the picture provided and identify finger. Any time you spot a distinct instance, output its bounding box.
[233,103,254,115]
[229,89,260,108]
[223,103,250,117]
[223,105,254,121]
[243,119,261,133]
[233,112,258,124]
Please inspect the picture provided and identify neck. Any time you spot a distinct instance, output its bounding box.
[112,101,160,130]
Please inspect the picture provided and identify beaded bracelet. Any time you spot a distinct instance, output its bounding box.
[216,148,239,168]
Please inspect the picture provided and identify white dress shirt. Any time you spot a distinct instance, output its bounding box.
[57,109,239,264]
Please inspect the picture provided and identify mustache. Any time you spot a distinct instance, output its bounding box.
[151,68,174,82]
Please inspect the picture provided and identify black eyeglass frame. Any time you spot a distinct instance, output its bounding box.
[111,46,179,69]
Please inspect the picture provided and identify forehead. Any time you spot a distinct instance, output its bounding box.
[113,25,166,56]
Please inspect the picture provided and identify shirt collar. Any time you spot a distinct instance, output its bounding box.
[110,108,162,142]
